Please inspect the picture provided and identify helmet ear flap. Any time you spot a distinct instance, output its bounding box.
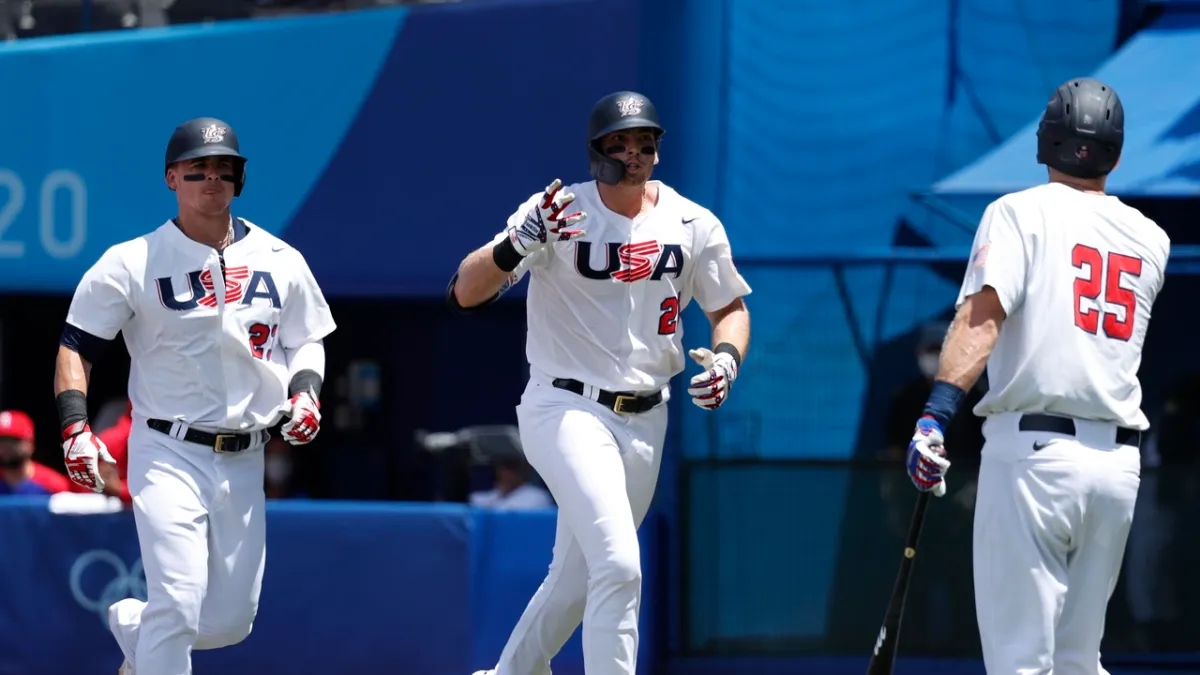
[588,141,626,185]
[234,160,246,197]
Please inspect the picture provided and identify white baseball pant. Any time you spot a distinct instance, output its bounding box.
[490,374,667,675]
[973,412,1140,675]
[108,417,267,675]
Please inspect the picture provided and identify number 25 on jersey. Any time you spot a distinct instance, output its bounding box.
[1072,244,1143,341]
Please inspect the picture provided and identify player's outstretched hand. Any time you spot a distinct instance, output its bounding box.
[62,422,116,493]
[509,179,588,257]
[687,348,738,411]
[906,416,950,497]
[280,392,321,445]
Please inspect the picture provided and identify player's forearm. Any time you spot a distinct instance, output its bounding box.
[55,345,93,434]
[936,295,1002,392]
[452,245,512,308]
[54,345,91,396]
[708,298,750,358]
[922,290,1004,429]
[284,340,325,399]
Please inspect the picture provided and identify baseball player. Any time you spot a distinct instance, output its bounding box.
[449,91,751,675]
[905,78,1170,674]
[53,117,336,675]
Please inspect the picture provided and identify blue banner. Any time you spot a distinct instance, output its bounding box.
[0,0,639,296]
[0,498,659,675]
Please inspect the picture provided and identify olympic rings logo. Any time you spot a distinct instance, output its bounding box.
[68,549,147,624]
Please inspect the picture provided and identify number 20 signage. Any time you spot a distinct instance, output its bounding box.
[0,168,87,259]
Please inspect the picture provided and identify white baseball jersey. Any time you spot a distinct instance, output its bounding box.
[958,182,1170,429]
[66,219,336,431]
[495,180,751,392]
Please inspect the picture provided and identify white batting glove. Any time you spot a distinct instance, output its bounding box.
[687,348,739,410]
[280,392,321,445]
[508,179,588,256]
[62,422,116,493]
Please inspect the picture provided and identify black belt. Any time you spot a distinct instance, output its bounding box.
[146,419,264,453]
[1019,414,1141,448]
[552,378,663,415]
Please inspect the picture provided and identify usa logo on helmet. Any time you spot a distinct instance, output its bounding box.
[616,96,644,117]
[201,124,228,144]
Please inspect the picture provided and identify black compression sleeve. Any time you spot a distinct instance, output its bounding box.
[60,323,112,364]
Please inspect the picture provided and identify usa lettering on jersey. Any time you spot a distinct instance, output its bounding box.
[574,241,685,282]
[156,269,282,311]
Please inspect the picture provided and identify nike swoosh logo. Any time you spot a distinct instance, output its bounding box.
[682,217,698,224]
[271,244,287,252]
[1033,440,1051,451]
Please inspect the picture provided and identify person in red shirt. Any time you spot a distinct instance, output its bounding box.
[70,399,132,503]
[0,410,72,495]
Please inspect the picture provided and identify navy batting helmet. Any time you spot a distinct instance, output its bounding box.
[587,91,664,185]
[165,117,247,197]
[1036,78,1124,180]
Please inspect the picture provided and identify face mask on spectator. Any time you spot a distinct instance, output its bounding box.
[918,353,940,380]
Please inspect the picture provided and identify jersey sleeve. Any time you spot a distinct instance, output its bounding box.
[279,251,337,350]
[956,198,1028,314]
[65,246,134,340]
[691,217,752,312]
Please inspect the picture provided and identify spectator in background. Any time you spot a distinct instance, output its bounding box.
[71,399,132,504]
[884,320,986,464]
[0,410,72,495]
[1122,370,1199,649]
[264,435,295,499]
[469,454,553,511]
[880,320,986,648]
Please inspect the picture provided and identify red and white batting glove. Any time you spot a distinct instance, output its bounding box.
[62,422,116,493]
[280,392,321,445]
[509,179,588,256]
[687,348,738,411]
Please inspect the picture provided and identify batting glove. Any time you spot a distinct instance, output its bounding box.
[280,392,321,445]
[687,348,738,410]
[62,422,116,493]
[508,179,588,256]
[906,416,950,497]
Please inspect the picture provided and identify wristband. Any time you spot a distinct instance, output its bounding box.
[288,369,323,400]
[714,342,742,369]
[492,235,524,273]
[56,390,89,434]
[922,380,966,429]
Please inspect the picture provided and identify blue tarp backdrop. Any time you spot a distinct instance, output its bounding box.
[0,0,640,296]
[933,7,1200,198]
[0,499,660,675]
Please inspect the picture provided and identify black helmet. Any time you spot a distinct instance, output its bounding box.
[587,91,664,185]
[1036,78,1124,179]
[165,117,247,197]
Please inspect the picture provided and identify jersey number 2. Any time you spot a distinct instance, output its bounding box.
[1072,244,1142,341]
[249,322,279,360]
[658,296,680,335]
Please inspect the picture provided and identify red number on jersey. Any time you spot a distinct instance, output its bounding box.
[658,296,680,335]
[248,322,280,359]
[1071,244,1143,341]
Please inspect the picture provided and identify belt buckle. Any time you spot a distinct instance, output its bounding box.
[214,434,239,453]
[613,394,637,415]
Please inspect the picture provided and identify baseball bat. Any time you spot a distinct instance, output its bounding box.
[866,490,933,675]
